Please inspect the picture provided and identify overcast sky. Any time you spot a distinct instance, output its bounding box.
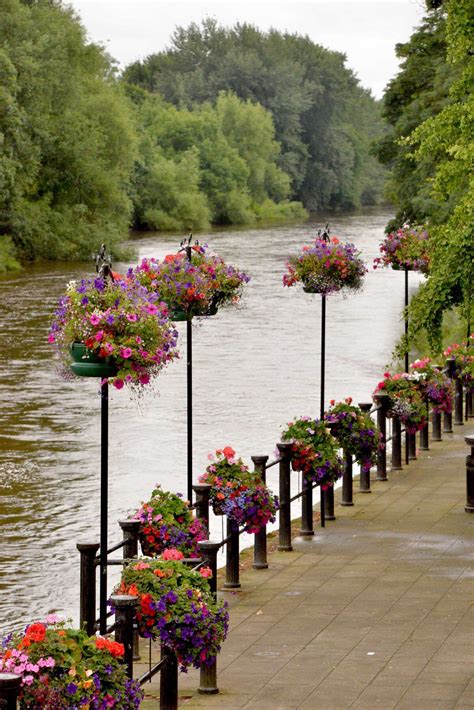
[67,0,427,98]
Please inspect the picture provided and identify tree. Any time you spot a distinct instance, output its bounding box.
[407,0,474,347]
[0,0,136,268]
[123,21,386,212]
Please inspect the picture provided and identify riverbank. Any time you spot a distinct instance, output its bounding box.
[139,429,473,708]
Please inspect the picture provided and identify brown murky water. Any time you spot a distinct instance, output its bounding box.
[0,211,422,632]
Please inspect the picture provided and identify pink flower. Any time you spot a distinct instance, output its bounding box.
[139,373,150,385]
[199,566,212,578]
[145,303,159,315]
[134,562,151,570]
[126,313,138,322]
[120,347,133,359]
[44,614,60,625]
[95,330,104,341]
[113,378,124,390]
[162,548,184,561]
[89,314,101,325]
[48,334,55,343]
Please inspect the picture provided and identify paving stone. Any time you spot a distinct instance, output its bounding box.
[351,683,408,708]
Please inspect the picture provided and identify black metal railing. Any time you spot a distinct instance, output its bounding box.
[73,384,468,710]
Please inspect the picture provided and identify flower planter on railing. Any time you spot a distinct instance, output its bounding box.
[116,556,229,672]
[0,617,143,708]
[199,447,278,533]
[131,484,207,558]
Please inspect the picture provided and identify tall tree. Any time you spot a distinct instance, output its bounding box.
[0,0,136,267]
[407,0,474,346]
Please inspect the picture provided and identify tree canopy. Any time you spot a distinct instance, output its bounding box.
[377,0,474,347]
[123,20,387,213]
[0,0,137,268]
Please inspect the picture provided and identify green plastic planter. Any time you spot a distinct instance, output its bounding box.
[70,342,118,378]
[170,309,189,322]
[391,263,412,271]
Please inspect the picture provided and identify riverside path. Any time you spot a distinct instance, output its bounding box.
[139,430,473,709]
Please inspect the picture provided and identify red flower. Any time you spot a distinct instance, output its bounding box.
[25,623,46,643]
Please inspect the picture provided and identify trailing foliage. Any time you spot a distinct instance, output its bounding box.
[377,0,474,349]
[123,20,387,212]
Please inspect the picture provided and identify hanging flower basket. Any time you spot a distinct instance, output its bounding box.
[324,398,383,473]
[199,446,278,532]
[132,246,249,320]
[0,616,143,708]
[69,342,118,378]
[283,235,366,295]
[116,556,229,671]
[373,223,430,274]
[131,484,207,558]
[49,275,179,389]
[281,417,343,487]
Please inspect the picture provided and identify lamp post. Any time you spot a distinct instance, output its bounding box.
[70,244,116,633]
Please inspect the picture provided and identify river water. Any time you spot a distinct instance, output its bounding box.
[0,210,422,633]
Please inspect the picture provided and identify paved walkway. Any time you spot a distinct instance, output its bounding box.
[141,430,474,709]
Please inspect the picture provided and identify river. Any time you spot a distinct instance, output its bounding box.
[0,210,423,633]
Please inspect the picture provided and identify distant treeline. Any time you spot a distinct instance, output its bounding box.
[0,0,385,271]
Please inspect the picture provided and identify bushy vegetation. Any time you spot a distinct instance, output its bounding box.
[1,3,386,272]
[0,0,137,267]
[377,0,473,349]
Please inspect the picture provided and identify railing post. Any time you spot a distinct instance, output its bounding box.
[301,472,315,536]
[374,394,389,481]
[466,386,473,420]
[197,541,220,695]
[110,594,138,679]
[408,432,417,460]
[443,358,456,433]
[358,403,373,491]
[119,520,140,661]
[223,518,240,589]
[277,442,293,551]
[431,410,442,441]
[77,541,100,635]
[160,644,178,710]
[0,674,22,709]
[193,484,211,531]
[324,486,335,521]
[119,519,140,559]
[465,435,474,513]
[251,455,270,567]
[197,541,220,595]
[454,377,464,426]
[341,449,353,506]
[420,400,429,450]
[391,414,403,470]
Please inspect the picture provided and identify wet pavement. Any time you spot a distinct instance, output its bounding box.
[139,429,474,709]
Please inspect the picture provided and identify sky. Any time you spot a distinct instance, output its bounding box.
[67,0,427,98]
